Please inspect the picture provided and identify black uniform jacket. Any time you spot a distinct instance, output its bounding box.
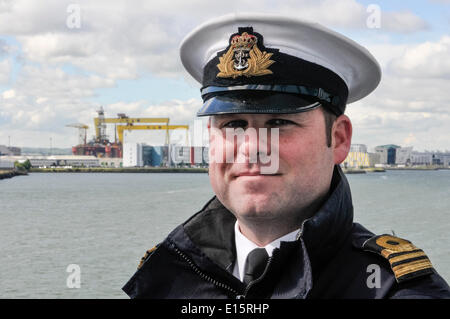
[123,166,450,299]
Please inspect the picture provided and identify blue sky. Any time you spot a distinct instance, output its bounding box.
[0,0,449,150]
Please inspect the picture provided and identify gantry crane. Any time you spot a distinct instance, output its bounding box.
[66,123,89,145]
[93,107,170,144]
[117,125,189,145]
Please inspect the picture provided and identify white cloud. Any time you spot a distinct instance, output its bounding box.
[0,0,69,35]
[389,36,450,78]
[0,1,429,80]
[347,39,450,151]
[142,99,202,124]
[2,88,15,99]
[381,10,429,33]
[0,58,11,83]
[106,101,147,114]
[0,64,113,140]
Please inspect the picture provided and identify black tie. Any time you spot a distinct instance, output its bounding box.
[243,248,269,285]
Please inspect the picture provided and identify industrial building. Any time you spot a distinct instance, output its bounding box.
[123,143,170,167]
[410,152,433,166]
[123,143,143,167]
[350,144,368,153]
[394,147,450,166]
[69,107,189,161]
[395,147,414,165]
[98,158,123,168]
[375,145,401,165]
[0,155,100,168]
[432,152,450,166]
[0,157,14,169]
[122,143,208,168]
[170,146,209,167]
[343,144,380,168]
[366,144,450,167]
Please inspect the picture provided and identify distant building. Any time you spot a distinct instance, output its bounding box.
[389,146,449,166]
[0,145,21,156]
[375,145,401,165]
[349,144,367,153]
[411,152,432,165]
[170,146,209,167]
[0,158,15,169]
[0,155,99,167]
[343,144,379,168]
[143,145,169,167]
[171,145,190,166]
[123,143,143,167]
[99,158,123,168]
[123,143,170,167]
[395,147,413,165]
[344,151,370,168]
[432,152,450,166]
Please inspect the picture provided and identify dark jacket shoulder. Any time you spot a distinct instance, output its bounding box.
[351,224,450,299]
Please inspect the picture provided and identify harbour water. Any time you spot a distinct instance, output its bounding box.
[0,170,449,298]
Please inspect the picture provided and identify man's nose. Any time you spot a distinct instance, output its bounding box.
[236,128,269,164]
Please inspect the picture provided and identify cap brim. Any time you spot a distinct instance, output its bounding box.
[197,92,321,116]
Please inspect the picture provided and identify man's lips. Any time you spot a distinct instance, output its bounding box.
[232,171,281,178]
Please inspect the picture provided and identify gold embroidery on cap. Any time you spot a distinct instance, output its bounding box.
[217,32,275,78]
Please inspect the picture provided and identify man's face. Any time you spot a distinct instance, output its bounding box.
[208,107,337,225]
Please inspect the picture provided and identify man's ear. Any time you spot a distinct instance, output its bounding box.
[207,117,211,130]
[332,114,352,164]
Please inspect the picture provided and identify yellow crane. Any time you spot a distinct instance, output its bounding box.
[93,107,170,143]
[117,125,189,145]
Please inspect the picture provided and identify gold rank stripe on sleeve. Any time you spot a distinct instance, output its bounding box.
[393,259,434,280]
[138,245,158,270]
[388,250,427,264]
[362,235,434,283]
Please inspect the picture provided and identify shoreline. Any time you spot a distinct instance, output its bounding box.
[0,169,28,180]
[31,167,376,174]
[18,166,450,174]
[342,166,450,174]
[385,166,449,171]
[29,167,209,173]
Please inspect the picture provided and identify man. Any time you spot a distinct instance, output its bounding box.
[122,13,450,299]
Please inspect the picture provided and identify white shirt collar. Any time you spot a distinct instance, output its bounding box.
[233,221,300,282]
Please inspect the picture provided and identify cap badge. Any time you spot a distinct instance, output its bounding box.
[217,31,275,78]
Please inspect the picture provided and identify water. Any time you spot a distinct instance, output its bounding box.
[0,170,449,298]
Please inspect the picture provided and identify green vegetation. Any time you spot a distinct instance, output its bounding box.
[364,167,386,173]
[14,159,32,171]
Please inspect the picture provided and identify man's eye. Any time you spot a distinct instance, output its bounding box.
[267,119,294,126]
[223,120,248,128]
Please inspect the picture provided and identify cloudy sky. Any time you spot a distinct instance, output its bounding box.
[0,0,449,151]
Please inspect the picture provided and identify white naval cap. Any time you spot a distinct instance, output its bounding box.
[180,13,381,116]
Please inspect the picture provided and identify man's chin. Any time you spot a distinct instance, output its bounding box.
[229,196,280,219]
